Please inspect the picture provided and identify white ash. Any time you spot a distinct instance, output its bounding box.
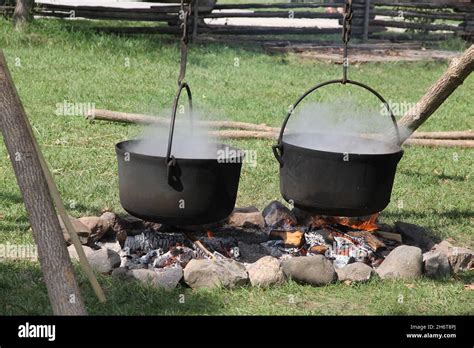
[152,246,197,268]
[304,230,327,246]
[260,229,378,268]
[124,230,190,253]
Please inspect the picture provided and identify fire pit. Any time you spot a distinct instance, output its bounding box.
[68,201,472,290]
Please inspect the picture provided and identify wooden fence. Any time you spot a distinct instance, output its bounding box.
[1,0,473,41]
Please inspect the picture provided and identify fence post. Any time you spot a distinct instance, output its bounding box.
[363,0,371,41]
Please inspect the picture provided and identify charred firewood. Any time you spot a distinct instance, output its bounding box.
[347,231,386,252]
[269,229,304,248]
[124,230,191,253]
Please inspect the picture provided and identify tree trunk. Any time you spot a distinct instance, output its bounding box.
[398,45,474,143]
[13,0,33,28]
[0,51,87,315]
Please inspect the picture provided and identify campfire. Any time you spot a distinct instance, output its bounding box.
[113,206,400,272]
[66,199,471,290]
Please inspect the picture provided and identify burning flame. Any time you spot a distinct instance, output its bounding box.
[310,213,379,232]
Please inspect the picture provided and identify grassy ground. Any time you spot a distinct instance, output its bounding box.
[0,18,472,315]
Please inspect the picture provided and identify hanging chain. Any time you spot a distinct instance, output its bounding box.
[178,0,192,85]
[341,0,353,83]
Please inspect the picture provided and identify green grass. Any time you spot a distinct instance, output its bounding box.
[1,261,472,315]
[0,18,472,315]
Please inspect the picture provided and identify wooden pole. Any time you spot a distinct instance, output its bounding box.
[403,139,474,148]
[398,45,474,143]
[88,109,278,132]
[411,130,474,140]
[1,52,107,305]
[0,51,87,315]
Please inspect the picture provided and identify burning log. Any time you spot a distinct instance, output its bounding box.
[185,232,217,260]
[308,245,329,255]
[375,231,402,243]
[310,214,379,232]
[347,231,386,252]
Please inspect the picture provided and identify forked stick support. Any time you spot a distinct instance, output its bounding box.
[0,50,106,314]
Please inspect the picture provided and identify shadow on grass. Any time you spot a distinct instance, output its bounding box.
[0,191,24,205]
[382,209,474,220]
[399,169,468,182]
[0,261,222,315]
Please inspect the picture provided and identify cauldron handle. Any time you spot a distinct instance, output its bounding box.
[272,79,401,166]
[166,82,193,185]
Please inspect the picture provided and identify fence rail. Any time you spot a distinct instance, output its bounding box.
[2,0,472,41]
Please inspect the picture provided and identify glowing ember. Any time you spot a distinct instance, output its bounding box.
[310,213,379,232]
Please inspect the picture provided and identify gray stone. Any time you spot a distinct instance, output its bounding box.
[246,256,285,287]
[238,241,269,263]
[98,241,122,253]
[59,215,91,245]
[282,255,337,286]
[127,266,183,290]
[227,206,265,228]
[431,241,473,273]
[183,259,249,289]
[394,222,435,252]
[87,248,121,274]
[376,245,423,279]
[336,262,374,282]
[111,267,128,280]
[423,251,452,278]
[262,201,297,228]
[67,244,94,260]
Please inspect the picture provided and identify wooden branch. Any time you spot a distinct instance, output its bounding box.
[403,139,474,148]
[184,233,216,260]
[411,130,474,140]
[210,130,277,139]
[89,108,474,146]
[0,51,87,315]
[398,45,474,143]
[88,109,278,132]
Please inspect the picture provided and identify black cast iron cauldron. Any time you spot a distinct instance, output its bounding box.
[272,79,404,217]
[116,83,244,225]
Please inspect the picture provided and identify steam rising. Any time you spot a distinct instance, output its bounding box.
[284,101,402,154]
[130,110,219,159]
